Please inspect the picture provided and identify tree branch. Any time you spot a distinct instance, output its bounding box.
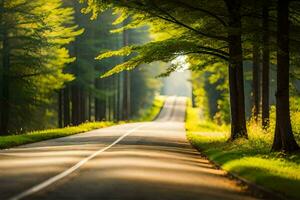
[172,0,228,27]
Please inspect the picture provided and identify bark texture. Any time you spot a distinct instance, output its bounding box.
[252,44,261,120]
[271,0,299,152]
[0,20,10,135]
[63,86,71,126]
[226,0,248,140]
[262,4,270,128]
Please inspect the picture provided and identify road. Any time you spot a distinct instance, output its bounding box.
[0,96,258,200]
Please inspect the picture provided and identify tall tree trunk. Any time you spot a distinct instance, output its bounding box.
[114,75,119,121]
[252,44,261,121]
[122,29,131,120]
[0,23,10,135]
[88,92,92,121]
[63,86,70,126]
[271,0,299,152]
[71,84,80,125]
[192,84,196,108]
[0,1,10,135]
[58,90,63,128]
[124,71,131,120]
[118,73,124,120]
[226,0,248,140]
[95,79,106,121]
[80,89,86,123]
[262,4,270,128]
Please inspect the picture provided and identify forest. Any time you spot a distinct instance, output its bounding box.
[0,0,300,200]
[0,0,162,135]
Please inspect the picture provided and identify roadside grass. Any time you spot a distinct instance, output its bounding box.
[134,95,166,122]
[0,95,166,150]
[0,121,117,149]
[186,103,300,199]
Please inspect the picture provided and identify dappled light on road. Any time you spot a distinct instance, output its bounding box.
[0,97,256,200]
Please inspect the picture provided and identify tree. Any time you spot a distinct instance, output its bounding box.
[225,0,247,140]
[271,0,299,152]
[0,0,80,134]
[252,43,261,121]
[262,2,270,128]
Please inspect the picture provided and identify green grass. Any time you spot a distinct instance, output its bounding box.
[186,102,300,199]
[0,121,116,149]
[134,95,166,122]
[0,95,166,150]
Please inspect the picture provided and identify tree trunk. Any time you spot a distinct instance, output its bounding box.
[0,21,10,135]
[88,92,92,121]
[122,29,131,120]
[95,79,106,121]
[114,75,119,121]
[63,86,70,126]
[226,0,248,140]
[124,71,131,120]
[192,84,196,108]
[80,89,86,123]
[118,73,124,120]
[252,44,261,121]
[71,84,80,125]
[262,4,270,128]
[58,90,63,128]
[271,0,299,152]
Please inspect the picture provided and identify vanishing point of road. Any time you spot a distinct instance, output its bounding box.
[0,97,258,200]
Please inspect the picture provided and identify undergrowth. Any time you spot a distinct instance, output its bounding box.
[186,101,300,199]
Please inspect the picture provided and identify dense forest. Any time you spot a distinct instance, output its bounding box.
[0,0,161,134]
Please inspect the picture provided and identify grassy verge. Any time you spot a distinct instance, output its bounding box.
[186,102,300,199]
[0,121,116,149]
[134,95,166,122]
[0,95,166,150]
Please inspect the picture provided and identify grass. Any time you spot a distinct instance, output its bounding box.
[0,121,117,149]
[186,102,300,199]
[0,95,166,150]
[134,95,166,122]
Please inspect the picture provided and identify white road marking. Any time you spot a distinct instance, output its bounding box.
[8,123,147,200]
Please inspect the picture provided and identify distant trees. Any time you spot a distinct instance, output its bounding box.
[84,0,300,152]
[58,1,161,126]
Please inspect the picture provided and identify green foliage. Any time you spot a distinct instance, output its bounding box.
[191,61,230,124]
[97,38,215,77]
[80,0,229,78]
[0,0,82,131]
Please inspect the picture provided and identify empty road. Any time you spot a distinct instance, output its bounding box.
[0,96,257,200]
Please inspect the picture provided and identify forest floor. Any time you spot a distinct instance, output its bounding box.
[0,96,166,150]
[186,103,300,200]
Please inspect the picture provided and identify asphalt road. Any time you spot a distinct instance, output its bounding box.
[0,96,258,200]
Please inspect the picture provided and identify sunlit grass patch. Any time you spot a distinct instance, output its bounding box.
[186,102,300,199]
[0,121,116,149]
[135,95,166,122]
